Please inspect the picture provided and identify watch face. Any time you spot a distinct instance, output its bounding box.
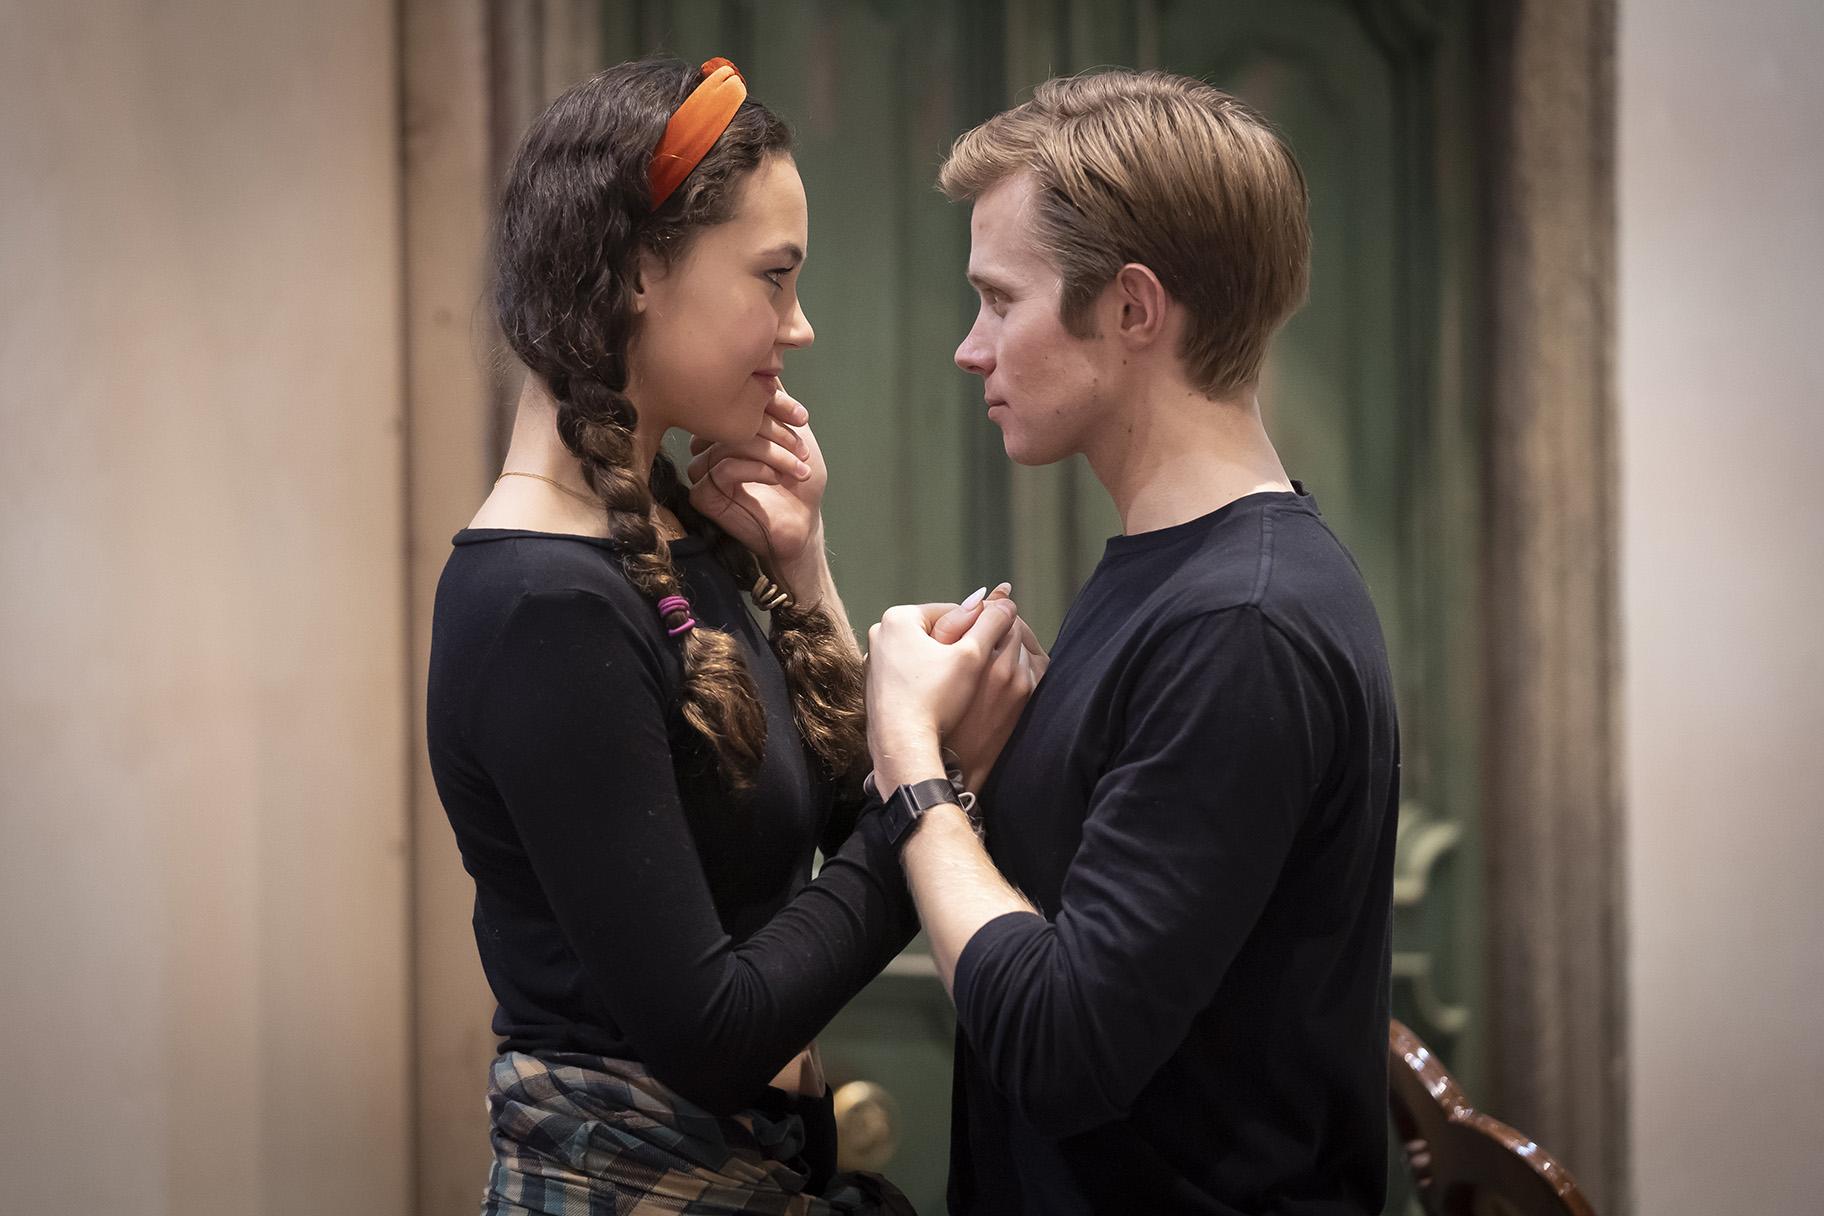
[882,779,962,849]
[881,793,919,848]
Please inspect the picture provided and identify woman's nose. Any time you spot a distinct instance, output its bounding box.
[783,298,814,349]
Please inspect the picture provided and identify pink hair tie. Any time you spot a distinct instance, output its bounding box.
[657,595,697,638]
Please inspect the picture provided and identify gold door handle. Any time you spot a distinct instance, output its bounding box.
[833,1080,900,1171]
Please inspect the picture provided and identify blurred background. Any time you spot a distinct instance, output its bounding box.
[1,1,1818,1213]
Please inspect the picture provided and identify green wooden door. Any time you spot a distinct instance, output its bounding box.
[605,4,1483,1212]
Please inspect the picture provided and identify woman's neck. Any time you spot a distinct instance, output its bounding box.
[476,376,681,539]
[500,378,592,488]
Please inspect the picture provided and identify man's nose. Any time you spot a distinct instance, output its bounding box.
[955,329,991,377]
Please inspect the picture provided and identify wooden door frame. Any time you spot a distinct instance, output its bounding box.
[397,1,1629,1210]
[1479,1,1626,1211]
[399,3,602,1211]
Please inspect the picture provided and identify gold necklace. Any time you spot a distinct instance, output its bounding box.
[494,470,688,542]
[495,470,599,506]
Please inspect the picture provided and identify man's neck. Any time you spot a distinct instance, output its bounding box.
[1083,380,1292,537]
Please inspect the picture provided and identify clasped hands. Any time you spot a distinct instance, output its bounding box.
[865,586,1047,798]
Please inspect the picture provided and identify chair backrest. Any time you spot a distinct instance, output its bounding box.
[1388,1020,1598,1216]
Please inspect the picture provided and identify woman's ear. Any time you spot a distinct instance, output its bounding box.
[630,249,667,315]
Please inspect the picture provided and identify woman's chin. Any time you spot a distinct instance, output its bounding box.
[1002,431,1061,468]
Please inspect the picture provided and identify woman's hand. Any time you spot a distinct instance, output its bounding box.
[767,1043,826,1098]
[866,598,1020,786]
[686,383,826,572]
[931,585,1047,791]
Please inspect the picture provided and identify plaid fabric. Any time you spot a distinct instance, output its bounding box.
[481,1052,916,1215]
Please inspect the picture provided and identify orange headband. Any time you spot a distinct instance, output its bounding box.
[648,57,747,209]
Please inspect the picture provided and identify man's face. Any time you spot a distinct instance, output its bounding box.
[954,173,1114,466]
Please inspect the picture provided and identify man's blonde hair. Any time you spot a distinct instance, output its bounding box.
[939,69,1310,397]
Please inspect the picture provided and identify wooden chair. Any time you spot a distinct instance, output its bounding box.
[1388,1020,1598,1216]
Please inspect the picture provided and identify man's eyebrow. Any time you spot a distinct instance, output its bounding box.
[967,269,1013,294]
[759,243,805,265]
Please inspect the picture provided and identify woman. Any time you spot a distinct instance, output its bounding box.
[427,57,1026,1214]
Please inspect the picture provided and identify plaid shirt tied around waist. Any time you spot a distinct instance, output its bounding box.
[482,1051,914,1215]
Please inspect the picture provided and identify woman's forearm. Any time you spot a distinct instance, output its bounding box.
[777,526,861,658]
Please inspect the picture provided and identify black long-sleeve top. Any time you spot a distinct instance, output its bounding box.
[947,488,1400,1215]
[426,528,917,1114]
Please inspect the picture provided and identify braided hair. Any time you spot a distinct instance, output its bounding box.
[492,58,866,792]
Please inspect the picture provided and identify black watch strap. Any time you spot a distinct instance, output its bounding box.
[879,777,965,850]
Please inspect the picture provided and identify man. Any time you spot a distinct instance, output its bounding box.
[863,70,1400,1214]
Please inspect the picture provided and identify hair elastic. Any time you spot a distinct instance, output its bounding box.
[648,58,747,208]
[656,594,697,638]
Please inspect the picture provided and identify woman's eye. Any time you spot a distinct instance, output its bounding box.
[764,267,792,288]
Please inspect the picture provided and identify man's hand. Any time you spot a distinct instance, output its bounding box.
[932,584,1048,791]
[865,597,1020,785]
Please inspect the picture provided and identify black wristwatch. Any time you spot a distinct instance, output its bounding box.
[863,770,981,850]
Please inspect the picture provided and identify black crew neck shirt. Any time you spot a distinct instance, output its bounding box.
[426,529,917,1115]
[948,488,1400,1215]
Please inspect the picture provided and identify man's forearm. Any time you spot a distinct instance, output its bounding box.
[880,737,1037,995]
[902,804,1035,994]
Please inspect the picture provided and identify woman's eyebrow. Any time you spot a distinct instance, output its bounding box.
[758,242,805,265]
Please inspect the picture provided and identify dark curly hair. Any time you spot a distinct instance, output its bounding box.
[492,57,866,792]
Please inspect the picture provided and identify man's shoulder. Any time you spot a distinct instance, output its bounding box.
[1144,497,1353,611]
[1118,500,1383,691]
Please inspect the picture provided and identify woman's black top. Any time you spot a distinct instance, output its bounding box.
[426,528,916,1114]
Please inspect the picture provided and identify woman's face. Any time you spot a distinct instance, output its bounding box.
[627,154,814,442]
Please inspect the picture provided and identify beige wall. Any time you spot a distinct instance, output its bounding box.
[0,3,411,1213]
[1620,2,1824,1212]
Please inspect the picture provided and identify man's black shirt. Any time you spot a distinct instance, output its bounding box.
[949,487,1399,1215]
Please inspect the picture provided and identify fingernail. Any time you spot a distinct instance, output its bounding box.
[959,586,988,611]
[991,581,1013,597]
[796,460,811,478]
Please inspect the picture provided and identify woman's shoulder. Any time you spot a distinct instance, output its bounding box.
[440,528,655,635]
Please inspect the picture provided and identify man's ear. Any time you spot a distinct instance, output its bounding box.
[1109,262,1169,351]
